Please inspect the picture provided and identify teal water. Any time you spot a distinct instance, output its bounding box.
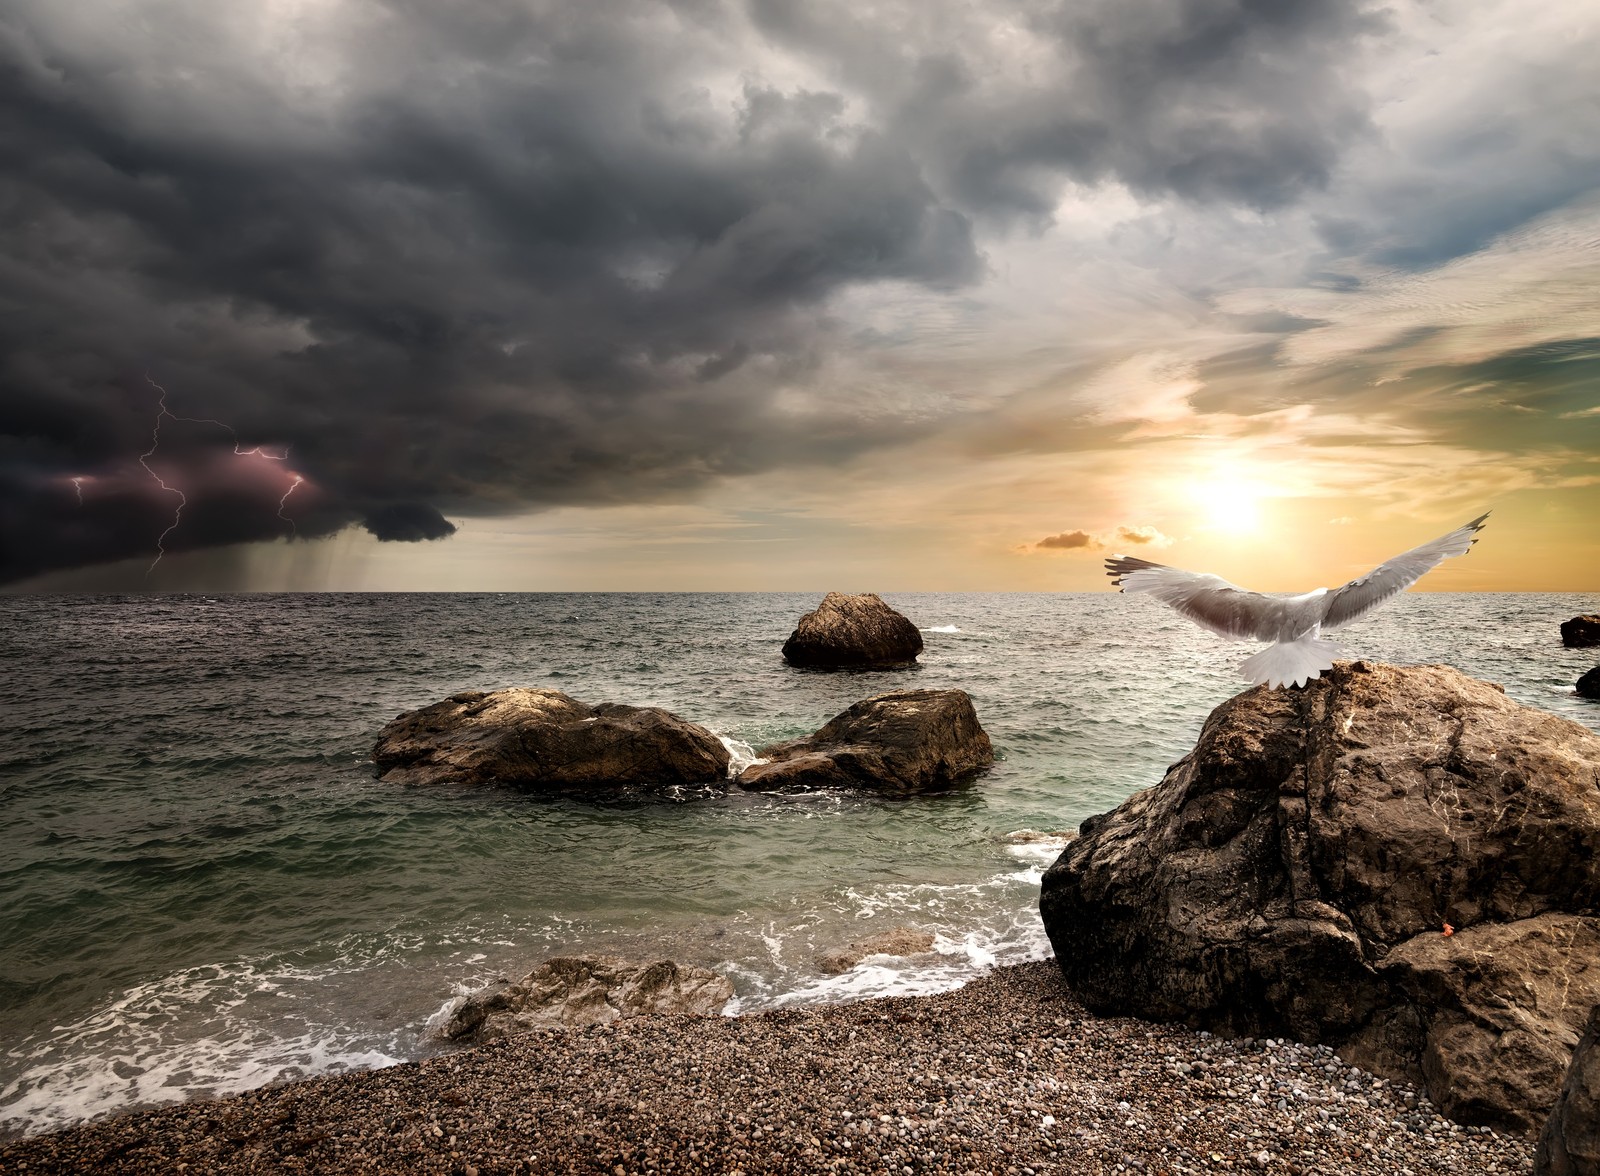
[2,591,1597,1135]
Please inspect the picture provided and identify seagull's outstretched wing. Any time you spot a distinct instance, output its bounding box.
[1104,556,1279,640]
[1321,513,1489,630]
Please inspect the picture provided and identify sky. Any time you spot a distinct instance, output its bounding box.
[2,0,1597,592]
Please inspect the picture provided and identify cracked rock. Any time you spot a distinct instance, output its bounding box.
[444,956,734,1042]
[1040,661,1600,1134]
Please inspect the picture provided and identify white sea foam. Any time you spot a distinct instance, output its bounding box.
[922,625,962,633]
[723,862,1054,1015]
[718,735,767,776]
[0,958,411,1138]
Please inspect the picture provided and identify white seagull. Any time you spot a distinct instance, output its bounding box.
[1105,513,1490,689]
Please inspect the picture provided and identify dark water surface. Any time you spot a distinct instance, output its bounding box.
[2,591,1597,1135]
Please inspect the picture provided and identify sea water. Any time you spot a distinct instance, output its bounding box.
[2,591,1597,1136]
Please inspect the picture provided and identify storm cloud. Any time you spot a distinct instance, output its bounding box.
[0,0,1395,583]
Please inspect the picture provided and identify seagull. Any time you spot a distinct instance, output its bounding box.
[1104,513,1490,689]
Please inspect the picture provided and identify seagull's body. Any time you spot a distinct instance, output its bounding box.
[1105,513,1490,689]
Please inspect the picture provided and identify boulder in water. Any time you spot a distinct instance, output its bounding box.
[373,688,730,790]
[444,956,734,1042]
[1039,661,1600,1132]
[1538,1005,1600,1175]
[816,927,938,974]
[736,689,993,795]
[1579,667,1600,700]
[781,592,923,668]
[1564,616,1600,648]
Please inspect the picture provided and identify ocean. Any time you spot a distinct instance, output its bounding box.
[2,591,1597,1137]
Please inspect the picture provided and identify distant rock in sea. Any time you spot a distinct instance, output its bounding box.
[1040,660,1600,1134]
[1563,616,1600,648]
[737,689,993,795]
[781,592,923,668]
[373,688,730,790]
[815,927,938,975]
[1579,666,1600,700]
[444,956,734,1042]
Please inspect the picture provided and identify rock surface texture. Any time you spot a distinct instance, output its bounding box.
[1564,616,1600,648]
[1580,667,1600,700]
[816,927,938,975]
[781,592,924,668]
[737,689,993,795]
[373,688,730,790]
[444,956,734,1042]
[1040,661,1600,1134]
[1539,1005,1600,1175]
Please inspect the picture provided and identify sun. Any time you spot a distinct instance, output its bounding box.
[1195,477,1264,534]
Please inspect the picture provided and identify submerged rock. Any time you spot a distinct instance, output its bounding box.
[1579,667,1600,700]
[736,689,993,795]
[1564,616,1600,648]
[1040,660,1600,1133]
[781,592,923,668]
[373,688,730,790]
[444,956,734,1042]
[1539,1005,1600,1175]
[816,927,938,975]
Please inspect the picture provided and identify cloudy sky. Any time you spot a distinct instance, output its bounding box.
[3,0,1597,591]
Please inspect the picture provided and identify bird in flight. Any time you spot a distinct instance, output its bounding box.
[1105,513,1489,689]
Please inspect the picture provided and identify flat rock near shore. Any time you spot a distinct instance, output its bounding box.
[0,962,1534,1175]
[738,689,993,795]
[372,688,731,790]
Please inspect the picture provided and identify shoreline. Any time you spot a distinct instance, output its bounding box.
[2,961,1534,1175]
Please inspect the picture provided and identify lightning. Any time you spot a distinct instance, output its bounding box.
[138,375,305,573]
[140,377,188,574]
[71,477,84,505]
[278,474,304,537]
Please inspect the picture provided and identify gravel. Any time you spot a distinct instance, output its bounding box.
[1,961,1535,1174]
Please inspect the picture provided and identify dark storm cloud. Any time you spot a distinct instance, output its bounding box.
[751,0,1384,218]
[0,0,1383,583]
[361,503,459,543]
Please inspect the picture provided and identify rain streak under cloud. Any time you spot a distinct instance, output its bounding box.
[2,0,1597,590]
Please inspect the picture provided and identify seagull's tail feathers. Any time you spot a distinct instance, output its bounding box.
[1238,637,1346,690]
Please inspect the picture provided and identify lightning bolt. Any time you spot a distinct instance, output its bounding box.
[140,377,188,574]
[71,477,84,505]
[139,375,304,572]
[278,475,304,537]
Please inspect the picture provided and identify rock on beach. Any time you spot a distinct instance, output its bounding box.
[1040,660,1600,1134]
[1538,1004,1600,1175]
[781,592,923,668]
[737,689,993,795]
[372,687,731,790]
[815,927,938,975]
[445,956,734,1043]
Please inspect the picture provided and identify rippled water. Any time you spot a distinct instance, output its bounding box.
[2,591,1596,1136]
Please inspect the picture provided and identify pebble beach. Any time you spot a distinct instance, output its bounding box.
[1,961,1535,1175]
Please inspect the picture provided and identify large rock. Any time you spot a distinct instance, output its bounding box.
[1539,1005,1600,1175]
[1564,617,1600,648]
[374,688,730,790]
[736,689,993,795]
[443,956,734,1042]
[1040,661,1600,1133]
[781,592,923,668]
[1579,667,1600,700]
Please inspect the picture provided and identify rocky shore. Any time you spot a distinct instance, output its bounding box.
[2,962,1533,1175]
